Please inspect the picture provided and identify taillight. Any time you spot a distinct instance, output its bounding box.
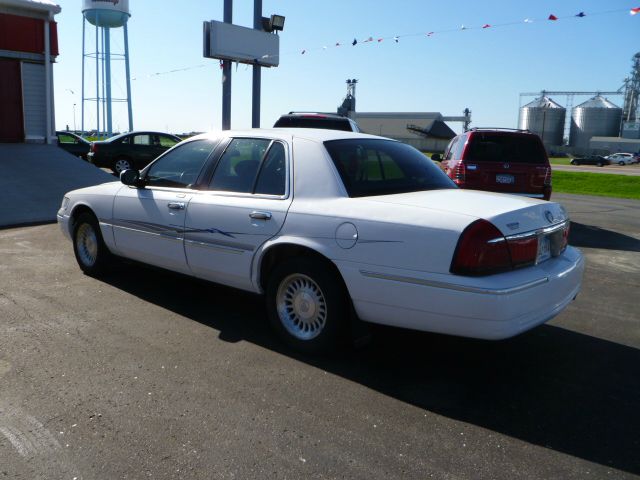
[561,222,570,251]
[453,162,466,185]
[450,220,511,275]
[543,167,552,186]
[90,143,97,153]
[507,236,538,268]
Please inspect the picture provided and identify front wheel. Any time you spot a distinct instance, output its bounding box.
[72,212,112,276]
[619,161,625,166]
[266,257,349,354]
[596,162,604,167]
[570,160,578,165]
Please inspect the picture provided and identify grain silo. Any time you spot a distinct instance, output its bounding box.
[519,95,566,146]
[569,95,622,149]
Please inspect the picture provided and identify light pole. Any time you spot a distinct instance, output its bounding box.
[73,103,77,132]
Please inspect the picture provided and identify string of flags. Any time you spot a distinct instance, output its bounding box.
[132,6,639,80]
[288,6,639,58]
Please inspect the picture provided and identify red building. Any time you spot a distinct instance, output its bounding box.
[0,0,60,143]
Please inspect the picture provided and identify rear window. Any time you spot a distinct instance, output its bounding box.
[465,133,547,164]
[274,116,353,131]
[324,139,456,197]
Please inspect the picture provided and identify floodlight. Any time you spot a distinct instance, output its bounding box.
[262,14,285,33]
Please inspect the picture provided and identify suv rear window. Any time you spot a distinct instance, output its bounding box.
[324,139,456,197]
[274,116,353,131]
[466,133,547,164]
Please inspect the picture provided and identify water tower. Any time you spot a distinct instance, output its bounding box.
[81,0,133,137]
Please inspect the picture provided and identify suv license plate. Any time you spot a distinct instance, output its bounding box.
[496,174,514,184]
[536,235,551,264]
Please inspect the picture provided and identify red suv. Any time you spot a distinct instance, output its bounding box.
[434,129,552,200]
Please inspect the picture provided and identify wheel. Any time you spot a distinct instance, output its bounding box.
[72,212,112,276]
[266,257,349,354]
[619,161,625,166]
[113,157,132,175]
[596,162,604,167]
[570,160,578,165]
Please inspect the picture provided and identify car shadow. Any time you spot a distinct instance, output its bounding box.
[570,221,640,253]
[98,263,640,475]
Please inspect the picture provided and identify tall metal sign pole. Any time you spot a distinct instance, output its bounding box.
[252,0,262,128]
[221,0,232,130]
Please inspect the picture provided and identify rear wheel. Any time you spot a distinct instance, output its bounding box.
[72,212,112,276]
[266,257,349,354]
[596,161,604,167]
[113,157,132,175]
[570,160,578,165]
[619,161,625,166]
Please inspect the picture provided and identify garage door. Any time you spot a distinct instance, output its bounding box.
[21,62,46,141]
[0,58,24,142]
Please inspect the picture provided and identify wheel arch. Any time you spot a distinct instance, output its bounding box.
[68,203,97,235]
[255,240,348,296]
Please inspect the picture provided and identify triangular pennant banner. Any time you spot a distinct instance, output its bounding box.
[548,14,558,21]
[576,12,586,17]
[631,7,640,15]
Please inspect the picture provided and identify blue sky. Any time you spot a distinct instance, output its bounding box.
[52,1,640,134]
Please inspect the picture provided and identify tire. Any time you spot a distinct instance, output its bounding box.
[72,212,112,276]
[596,162,604,167]
[570,160,578,165]
[619,161,625,166]
[113,157,132,175]
[265,257,349,354]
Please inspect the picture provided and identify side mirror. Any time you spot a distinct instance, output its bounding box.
[431,153,442,162]
[120,169,142,187]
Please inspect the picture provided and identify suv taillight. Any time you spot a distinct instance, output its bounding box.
[451,220,541,276]
[90,143,97,153]
[453,162,466,185]
[543,166,552,186]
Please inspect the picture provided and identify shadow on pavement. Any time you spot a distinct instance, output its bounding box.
[570,222,640,252]
[98,263,640,475]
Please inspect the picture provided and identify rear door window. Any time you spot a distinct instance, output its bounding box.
[444,137,459,161]
[209,138,271,193]
[466,133,546,164]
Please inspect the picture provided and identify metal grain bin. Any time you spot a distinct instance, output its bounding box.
[519,96,566,146]
[569,95,622,149]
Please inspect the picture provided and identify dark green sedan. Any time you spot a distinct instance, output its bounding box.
[56,131,91,160]
[87,131,182,174]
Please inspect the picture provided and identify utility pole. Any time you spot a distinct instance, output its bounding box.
[252,0,262,128]
[221,0,232,130]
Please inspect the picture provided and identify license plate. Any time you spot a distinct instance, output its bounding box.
[536,235,551,264]
[496,174,514,184]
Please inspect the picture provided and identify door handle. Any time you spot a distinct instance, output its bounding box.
[249,211,272,220]
[167,202,185,210]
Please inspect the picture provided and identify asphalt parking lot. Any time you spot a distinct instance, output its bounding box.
[0,193,638,479]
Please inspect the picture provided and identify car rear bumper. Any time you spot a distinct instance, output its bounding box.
[87,153,110,168]
[337,246,584,340]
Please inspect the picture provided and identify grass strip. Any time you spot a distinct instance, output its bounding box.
[552,171,640,200]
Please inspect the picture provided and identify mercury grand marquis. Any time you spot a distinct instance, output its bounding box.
[58,129,584,353]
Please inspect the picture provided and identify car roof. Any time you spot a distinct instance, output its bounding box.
[102,131,181,142]
[466,128,537,137]
[189,128,388,144]
[281,112,349,120]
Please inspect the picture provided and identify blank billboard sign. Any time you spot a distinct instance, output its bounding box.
[203,20,279,67]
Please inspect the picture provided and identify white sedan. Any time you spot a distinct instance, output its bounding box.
[58,129,584,353]
[605,153,638,165]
